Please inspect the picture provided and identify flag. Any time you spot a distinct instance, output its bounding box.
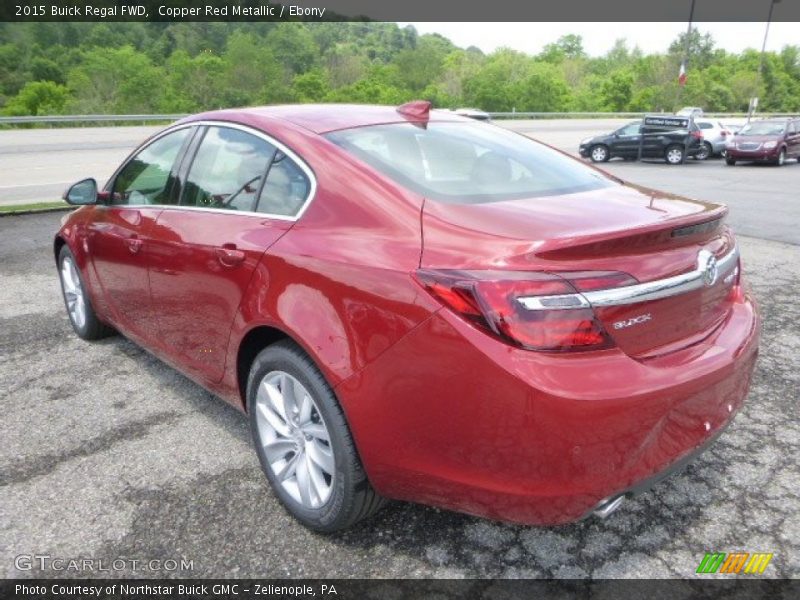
[678,61,687,86]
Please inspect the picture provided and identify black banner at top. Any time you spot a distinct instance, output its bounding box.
[3,0,800,22]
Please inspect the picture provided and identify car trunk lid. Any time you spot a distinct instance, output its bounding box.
[420,183,738,358]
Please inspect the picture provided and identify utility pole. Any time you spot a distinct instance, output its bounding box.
[676,0,696,108]
[749,0,781,123]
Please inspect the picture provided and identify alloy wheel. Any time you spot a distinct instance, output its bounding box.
[666,147,684,164]
[60,256,86,330]
[254,370,335,509]
[591,146,608,162]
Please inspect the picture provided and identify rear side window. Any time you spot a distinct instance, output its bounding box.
[112,128,190,206]
[181,126,276,212]
[258,152,311,217]
[326,122,614,204]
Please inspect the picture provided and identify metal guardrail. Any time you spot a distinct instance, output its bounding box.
[0,112,797,126]
[0,114,188,124]
[487,111,798,119]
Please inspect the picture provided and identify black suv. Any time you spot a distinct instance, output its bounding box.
[579,116,704,165]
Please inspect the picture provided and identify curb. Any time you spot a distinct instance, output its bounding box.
[0,206,73,217]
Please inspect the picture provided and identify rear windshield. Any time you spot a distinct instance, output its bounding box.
[325,122,615,204]
[739,122,786,136]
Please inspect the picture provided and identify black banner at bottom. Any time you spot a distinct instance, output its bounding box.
[3,579,800,600]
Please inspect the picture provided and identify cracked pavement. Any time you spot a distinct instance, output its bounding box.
[1,200,798,579]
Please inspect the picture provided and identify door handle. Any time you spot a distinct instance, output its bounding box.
[125,236,142,254]
[215,245,245,267]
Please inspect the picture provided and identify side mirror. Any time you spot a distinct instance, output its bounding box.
[63,178,98,206]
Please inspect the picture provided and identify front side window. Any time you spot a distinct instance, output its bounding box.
[326,121,614,204]
[181,126,276,212]
[112,128,190,205]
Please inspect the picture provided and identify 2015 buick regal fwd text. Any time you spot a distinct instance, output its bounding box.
[55,101,760,532]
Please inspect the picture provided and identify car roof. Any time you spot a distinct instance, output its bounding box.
[182,104,471,135]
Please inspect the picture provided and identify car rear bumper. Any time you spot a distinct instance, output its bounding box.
[338,288,760,525]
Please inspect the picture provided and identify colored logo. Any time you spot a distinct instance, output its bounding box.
[696,552,773,575]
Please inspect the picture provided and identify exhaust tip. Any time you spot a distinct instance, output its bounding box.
[593,495,625,519]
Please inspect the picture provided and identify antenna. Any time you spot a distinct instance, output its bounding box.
[396,100,432,120]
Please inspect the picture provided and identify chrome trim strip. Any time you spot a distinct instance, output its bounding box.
[582,245,739,308]
[102,120,317,223]
[517,245,739,311]
[518,293,591,311]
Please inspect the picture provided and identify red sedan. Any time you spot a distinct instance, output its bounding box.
[56,102,759,532]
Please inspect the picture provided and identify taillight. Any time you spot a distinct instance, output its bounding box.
[691,130,704,140]
[721,130,730,137]
[414,270,635,353]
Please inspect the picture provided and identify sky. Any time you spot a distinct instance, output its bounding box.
[400,23,799,57]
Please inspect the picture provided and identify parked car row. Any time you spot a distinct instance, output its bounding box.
[579,115,800,167]
[578,115,704,165]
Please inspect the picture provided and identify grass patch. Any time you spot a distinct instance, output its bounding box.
[0,201,70,214]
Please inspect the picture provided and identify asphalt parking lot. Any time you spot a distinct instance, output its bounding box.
[1,125,799,580]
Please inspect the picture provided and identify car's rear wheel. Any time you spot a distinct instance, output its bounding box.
[248,340,386,532]
[694,142,712,161]
[665,144,685,165]
[775,148,786,166]
[725,157,736,166]
[58,245,114,340]
[590,145,610,163]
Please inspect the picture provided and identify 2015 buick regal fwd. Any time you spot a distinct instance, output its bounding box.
[55,102,759,532]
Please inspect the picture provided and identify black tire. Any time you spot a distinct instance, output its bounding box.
[694,142,712,161]
[589,144,610,163]
[725,157,736,166]
[665,144,685,165]
[57,245,115,340]
[775,148,786,166]
[247,340,386,532]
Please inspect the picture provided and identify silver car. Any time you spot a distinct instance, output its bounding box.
[694,119,733,159]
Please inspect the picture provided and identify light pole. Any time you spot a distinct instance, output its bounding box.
[749,0,781,122]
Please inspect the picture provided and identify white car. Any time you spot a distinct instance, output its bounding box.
[677,107,704,118]
[694,119,734,159]
[453,108,491,121]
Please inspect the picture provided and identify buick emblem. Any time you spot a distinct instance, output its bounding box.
[702,253,719,287]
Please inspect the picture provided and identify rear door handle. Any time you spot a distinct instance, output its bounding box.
[125,236,142,254]
[215,244,245,267]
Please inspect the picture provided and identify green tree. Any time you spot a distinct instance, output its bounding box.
[66,46,163,113]
[600,70,634,111]
[3,80,70,115]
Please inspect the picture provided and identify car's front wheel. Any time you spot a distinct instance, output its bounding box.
[248,340,386,532]
[58,245,114,340]
[725,157,736,166]
[589,145,610,163]
[775,148,786,166]
[665,144,685,165]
